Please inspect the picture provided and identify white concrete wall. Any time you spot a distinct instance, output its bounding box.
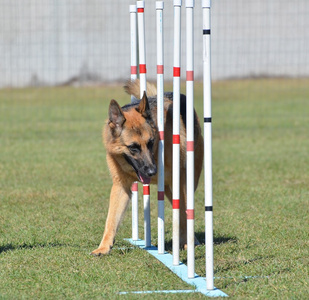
[0,0,308,87]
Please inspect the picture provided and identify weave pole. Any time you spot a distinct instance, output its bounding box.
[202,0,214,290]
[156,1,165,255]
[124,2,230,297]
[172,0,182,266]
[130,4,138,95]
[185,0,195,279]
[137,0,151,248]
[137,0,147,96]
[130,4,139,242]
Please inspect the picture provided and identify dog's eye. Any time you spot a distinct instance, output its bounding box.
[147,139,154,150]
[127,143,141,154]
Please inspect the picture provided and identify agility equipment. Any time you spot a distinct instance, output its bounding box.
[129,4,139,242]
[124,1,228,297]
[156,1,165,255]
[172,0,181,267]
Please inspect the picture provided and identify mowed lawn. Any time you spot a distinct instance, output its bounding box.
[0,79,308,299]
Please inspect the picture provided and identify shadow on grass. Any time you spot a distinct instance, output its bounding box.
[0,242,67,254]
[164,232,238,252]
[196,232,238,245]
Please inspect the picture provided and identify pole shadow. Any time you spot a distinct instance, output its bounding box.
[164,232,238,252]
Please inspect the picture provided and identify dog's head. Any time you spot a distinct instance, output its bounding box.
[107,92,158,184]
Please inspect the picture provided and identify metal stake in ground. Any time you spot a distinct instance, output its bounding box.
[137,0,151,248]
[202,0,214,291]
[156,1,165,255]
[172,0,182,266]
[130,4,139,242]
[186,0,195,279]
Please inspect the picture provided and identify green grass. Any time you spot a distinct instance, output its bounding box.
[0,79,308,299]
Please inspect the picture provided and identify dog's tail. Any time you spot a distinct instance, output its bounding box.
[124,79,157,100]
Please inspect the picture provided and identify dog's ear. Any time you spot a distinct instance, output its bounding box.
[108,99,126,135]
[136,91,151,119]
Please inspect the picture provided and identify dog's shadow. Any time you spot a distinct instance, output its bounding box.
[164,232,237,252]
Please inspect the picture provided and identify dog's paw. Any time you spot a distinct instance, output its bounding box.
[181,237,201,250]
[91,246,111,256]
[194,236,201,246]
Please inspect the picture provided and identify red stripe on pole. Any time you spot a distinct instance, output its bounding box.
[186,70,194,81]
[137,8,144,13]
[158,191,164,201]
[159,131,164,140]
[173,67,180,77]
[173,199,180,209]
[132,182,138,192]
[173,134,180,144]
[143,185,150,195]
[139,64,147,74]
[186,209,194,220]
[131,66,137,75]
[187,141,194,151]
[157,65,164,74]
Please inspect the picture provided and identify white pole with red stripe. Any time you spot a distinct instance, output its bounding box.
[130,4,139,242]
[137,0,147,96]
[202,0,214,290]
[143,184,151,247]
[130,4,138,95]
[186,0,195,279]
[137,0,151,248]
[172,0,182,266]
[131,182,139,241]
[156,1,165,255]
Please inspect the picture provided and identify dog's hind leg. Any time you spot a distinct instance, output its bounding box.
[179,172,201,249]
[165,178,199,249]
[179,173,189,249]
[164,185,172,205]
[91,182,131,256]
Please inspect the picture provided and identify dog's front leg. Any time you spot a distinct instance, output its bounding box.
[91,182,131,256]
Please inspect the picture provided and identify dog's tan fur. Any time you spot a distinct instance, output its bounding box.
[91,80,203,255]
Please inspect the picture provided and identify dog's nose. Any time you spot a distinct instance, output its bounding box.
[146,165,157,177]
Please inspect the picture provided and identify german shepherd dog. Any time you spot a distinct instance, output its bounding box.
[91,80,203,255]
